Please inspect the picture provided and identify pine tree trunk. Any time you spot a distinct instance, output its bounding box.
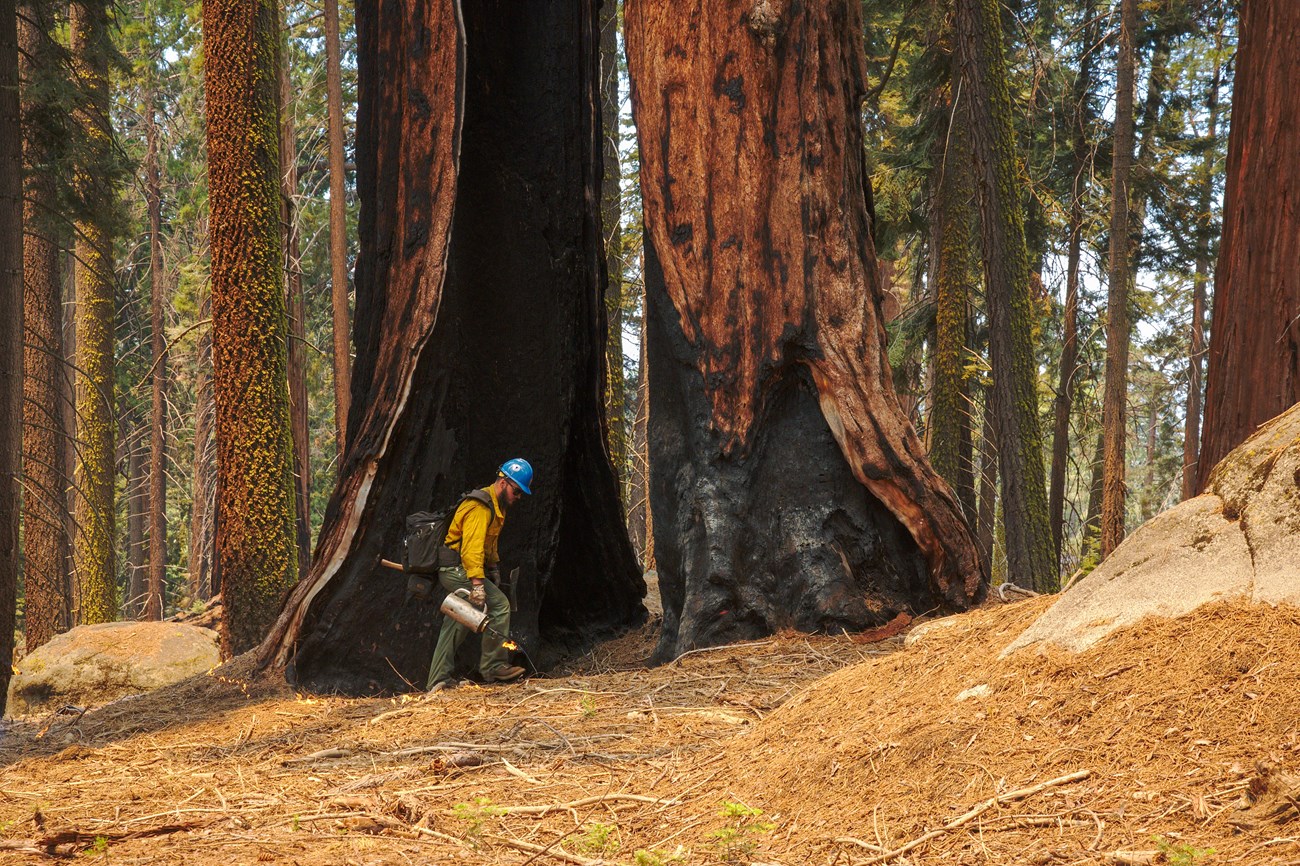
[599,0,626,488]
[628,0,984,658]
[280,36,312,580]
[1081,427,1104,563]
[975,382,997,576]
[323,0,350,452]
[20,1,71,649]
[627,289,651,567]
[1197,0,1298,493]
[955,0,1055,591]
[1182,52,1219,500]
[0,0,22,716]
[145,96,167,621]
[930,94,976,521]
[203,0,301,655]
[126,423,147,617]
[258,0,645,692]
[62,250,78,620]
[70,0,117,624]
[188,299,216,602]
[1099,0,1138,560]
[1048,0,1097,567]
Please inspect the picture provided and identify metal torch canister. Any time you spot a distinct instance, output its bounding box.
[439,588,490,633]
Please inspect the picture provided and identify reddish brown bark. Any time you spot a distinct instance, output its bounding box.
[259,1,643,691]
[627,0,983,656]
[0,0,21,715]
[1100,0,1138,560]
[323,0,350,453]
[1196,0,1300,493]
[20,0,70,648]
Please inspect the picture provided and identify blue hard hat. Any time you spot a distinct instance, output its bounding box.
[499,458,533,495]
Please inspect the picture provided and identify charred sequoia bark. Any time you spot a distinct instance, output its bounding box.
[260,0,643,693]
[626,0,985,659]
[1196,0,1300,493]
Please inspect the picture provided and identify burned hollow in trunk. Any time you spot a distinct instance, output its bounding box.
[260,0,644,693]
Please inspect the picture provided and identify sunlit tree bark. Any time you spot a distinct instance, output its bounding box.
[0,0,23,715]
[20,0,71,648]
[70,0,117,623]
[203,0,301,655]
[1197,0,1299,492]
[627,0,984,657]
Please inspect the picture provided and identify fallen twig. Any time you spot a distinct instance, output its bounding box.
[486,833,629,866]
[671,640,776,666]
[502,793,678,815]
[854,769,1093,865]
[283,747,356,764]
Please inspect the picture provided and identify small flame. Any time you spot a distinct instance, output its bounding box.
[502,640,518,651]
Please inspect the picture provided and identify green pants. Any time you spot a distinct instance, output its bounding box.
[426,564,512,688]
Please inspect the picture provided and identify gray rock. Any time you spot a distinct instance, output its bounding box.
[1002,403,1300,658]
[7,621,221,715]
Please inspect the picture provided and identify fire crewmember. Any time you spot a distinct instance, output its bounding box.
[426,459,533,691]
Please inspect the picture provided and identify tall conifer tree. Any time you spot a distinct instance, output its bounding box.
[203,0,300,654]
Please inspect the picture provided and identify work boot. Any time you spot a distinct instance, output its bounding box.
[426,679,459,695]
[485,665,526,683]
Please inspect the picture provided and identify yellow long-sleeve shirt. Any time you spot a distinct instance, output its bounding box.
[442,487,504,580]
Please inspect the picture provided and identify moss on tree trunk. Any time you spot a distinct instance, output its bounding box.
[203,0,301,655]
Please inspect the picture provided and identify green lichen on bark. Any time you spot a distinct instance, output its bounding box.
[70,0,117,624]
[956,0,1056,591]
[203,0,300,655]
[930,107,977,521]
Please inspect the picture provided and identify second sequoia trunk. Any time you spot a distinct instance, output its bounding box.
[259,0,644,692]
[626,0,984,659]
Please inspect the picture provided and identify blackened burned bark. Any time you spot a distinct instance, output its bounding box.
[259,0,644,692]
[1197,0,1300,493]
[627,0,985,659]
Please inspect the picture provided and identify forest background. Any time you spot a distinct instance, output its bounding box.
[0,0,1236,660]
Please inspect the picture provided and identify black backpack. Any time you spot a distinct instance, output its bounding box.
[402,489,495,575]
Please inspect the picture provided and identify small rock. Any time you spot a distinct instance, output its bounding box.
[955,684,992,702]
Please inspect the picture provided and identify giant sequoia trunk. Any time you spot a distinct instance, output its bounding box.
[259,0,644,693]
[1197,0,1300,493]
[626,0,984,659]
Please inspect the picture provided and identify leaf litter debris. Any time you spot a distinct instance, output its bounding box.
[0,598,1297,864]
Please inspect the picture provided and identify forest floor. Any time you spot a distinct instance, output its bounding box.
[2,595,1299,865]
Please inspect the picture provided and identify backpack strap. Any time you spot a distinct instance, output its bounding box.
[462,488,497,525]
[441,488,498,562]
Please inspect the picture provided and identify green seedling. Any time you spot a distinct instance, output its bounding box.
[569,821,620,856]
[709,800,774,863]
[1153,835,1215,866]
[453,796,505,843]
